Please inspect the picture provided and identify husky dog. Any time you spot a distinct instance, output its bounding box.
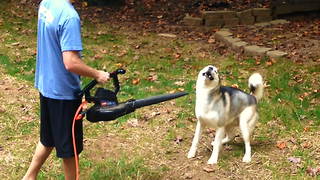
[187,65,264,164]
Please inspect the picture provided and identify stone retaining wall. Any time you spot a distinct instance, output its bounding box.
[214,28,288,59]
[184,8,273,27]
[183,1,320,27]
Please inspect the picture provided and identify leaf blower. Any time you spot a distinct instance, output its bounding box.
[72,68,188,180]
[78,68,188,122]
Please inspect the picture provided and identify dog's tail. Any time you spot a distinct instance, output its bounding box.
[248,73,264,102]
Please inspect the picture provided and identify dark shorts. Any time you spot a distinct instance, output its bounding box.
[40,93,83,158]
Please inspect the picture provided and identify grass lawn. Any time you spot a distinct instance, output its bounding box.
[0,1,319,179]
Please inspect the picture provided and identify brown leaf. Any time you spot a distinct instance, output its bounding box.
[147,73,157,82]
[100,49,108,54]
[302,142,312,149]
[94,54,102,60]
[306,167,319,177]
[174,53,181,59]
[266,61,273,66]
[203,165,217,173]
[174,81,185,86]
[115,63,123,68]
[132,78,140,85]
[183,172,193,179]
[288,157,301,164]
[231,84,239,88]
[276,141,286,150]
[127,118,139,127]
[174,135,183,144]
[11,42,20,46]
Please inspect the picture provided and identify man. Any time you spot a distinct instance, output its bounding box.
[23,0,109,179]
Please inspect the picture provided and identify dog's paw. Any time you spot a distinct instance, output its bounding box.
[242,156,251,163]
[187,151,196,159]
[207,158,218,165]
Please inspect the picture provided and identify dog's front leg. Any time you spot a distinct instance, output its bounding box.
[207,127,225,164]
[187,120,203,159]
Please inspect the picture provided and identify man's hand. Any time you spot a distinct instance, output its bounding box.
[96,70,110,84]
[63,51,110,84]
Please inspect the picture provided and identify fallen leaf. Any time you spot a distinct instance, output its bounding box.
[174,53,181,59]
[133,55,139,61]
[276,141,286,150]
[11,42,20,46]
[132,78,140,85]
[183,172,193,179]
[203,165,217,173]
[302,142,312,149]
[174,135,183,144]
[127,118,139,127]
[174,81,185,86]
[288,157,301,164]
[147,73,158,81]
[266,61,273,66]
[306,167,319,177]
[82,1,88,7]
[100,49,108,54]
[94,54,102,60]
[231,84,239,88]
[158,33,177,38]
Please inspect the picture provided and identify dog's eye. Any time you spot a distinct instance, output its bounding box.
[202,72,205,76]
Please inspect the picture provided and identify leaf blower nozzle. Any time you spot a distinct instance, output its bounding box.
[86,92,188,122]
[80,68,188,123]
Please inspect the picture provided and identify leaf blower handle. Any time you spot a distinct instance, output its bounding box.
[110,68,126,94]
[78,68,126,100]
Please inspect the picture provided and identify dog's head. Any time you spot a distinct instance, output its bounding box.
[197,65,220,89]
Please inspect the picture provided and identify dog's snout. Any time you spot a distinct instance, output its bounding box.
[203,69,214,80]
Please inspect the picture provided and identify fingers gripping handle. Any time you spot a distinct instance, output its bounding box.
[79,68,126,99]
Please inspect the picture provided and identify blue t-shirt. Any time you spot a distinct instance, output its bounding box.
[35,0,83,100]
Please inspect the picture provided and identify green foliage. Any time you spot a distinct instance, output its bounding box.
[0,55,35,82]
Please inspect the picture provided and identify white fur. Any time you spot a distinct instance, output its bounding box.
[248,73,264,101]
[188,65,262,164]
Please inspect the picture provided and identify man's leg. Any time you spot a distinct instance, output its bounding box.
[63,157,76,180]
[23,141,53,180]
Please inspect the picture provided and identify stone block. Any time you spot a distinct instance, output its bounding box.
[220,11,237,18]
[239,16,255,25]
[205,19,224,27]
[202,11,223,19]
[252,8,272,16]
[256,15,273,23]
[231,41,248,51]
[214,30,233,41]
[270,19,290,25]
[203,10,237,19]
[267,50,288,58]
[237,9,253,19]
[183,16,203,26]
[244,45,272,56]
[254,22,271,27]
[224,18,240,27]
[222,37,242,46]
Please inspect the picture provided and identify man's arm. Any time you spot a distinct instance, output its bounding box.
[62,51,109,83]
